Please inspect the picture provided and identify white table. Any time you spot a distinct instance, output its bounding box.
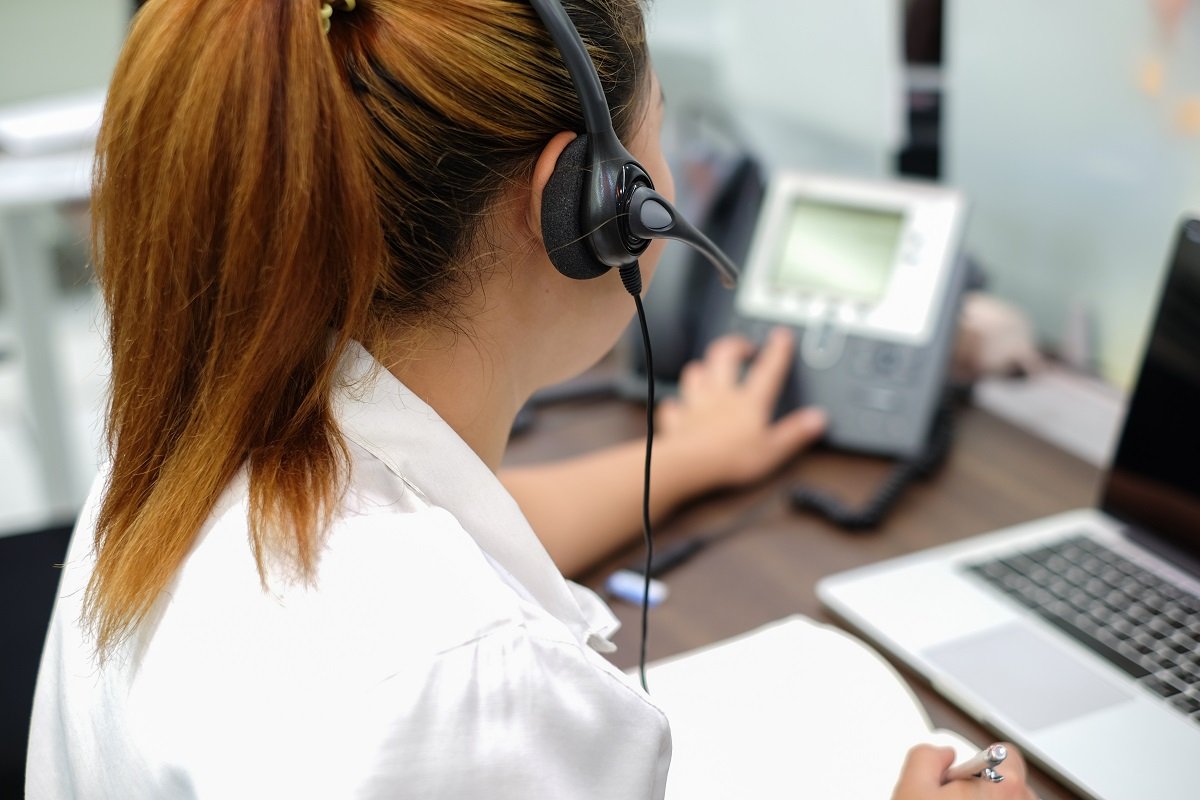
[0,149,94,519]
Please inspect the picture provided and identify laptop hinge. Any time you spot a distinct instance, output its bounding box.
[1122,526,1200,582]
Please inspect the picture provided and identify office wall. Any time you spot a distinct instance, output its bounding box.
[647,0,905,178]
[0,1,128,106]
[9,0,1195,389]
[946,0,1200,387]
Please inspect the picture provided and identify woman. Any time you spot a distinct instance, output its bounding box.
[28,1,1034,797]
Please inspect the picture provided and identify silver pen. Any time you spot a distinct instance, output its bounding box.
[942,743,1008,784]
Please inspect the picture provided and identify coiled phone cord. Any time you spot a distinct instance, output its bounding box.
[788,399,957,531]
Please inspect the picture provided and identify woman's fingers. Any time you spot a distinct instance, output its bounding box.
[701,334,756,388]
[892,743,1036,800]
[765,407,827,464]
[744,326,797,401]
[893,745,958,797]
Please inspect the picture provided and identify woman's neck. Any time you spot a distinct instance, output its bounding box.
[372,327,527,472]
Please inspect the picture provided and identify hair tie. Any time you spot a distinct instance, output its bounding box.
[321,0,356,35]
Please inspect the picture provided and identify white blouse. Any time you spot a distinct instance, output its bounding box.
[27,342,671,799]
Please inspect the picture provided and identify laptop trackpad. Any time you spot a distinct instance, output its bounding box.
[924,622,1133,732]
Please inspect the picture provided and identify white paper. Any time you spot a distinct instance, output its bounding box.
[642,616,976,799]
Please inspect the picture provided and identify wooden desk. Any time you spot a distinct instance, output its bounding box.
[505,395,1099,800]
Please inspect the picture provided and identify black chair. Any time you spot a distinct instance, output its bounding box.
[1,524,73,797]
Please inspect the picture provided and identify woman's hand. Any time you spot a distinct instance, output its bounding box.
[502,326,826,575]
[656,327,827,488]
[892,744,1038,800]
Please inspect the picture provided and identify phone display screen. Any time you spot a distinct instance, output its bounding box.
[773,200,905,303]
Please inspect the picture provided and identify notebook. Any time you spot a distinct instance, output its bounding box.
[643,616,975,799]
[817,216,1200,800]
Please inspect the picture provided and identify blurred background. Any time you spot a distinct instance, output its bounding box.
[1,0,1198,792]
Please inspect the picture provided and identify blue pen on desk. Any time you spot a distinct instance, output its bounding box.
[605,569,669,607]
[604,535,713,607]
[942,743,1007,784]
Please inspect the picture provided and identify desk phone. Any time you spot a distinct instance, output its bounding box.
[735,173,968,459]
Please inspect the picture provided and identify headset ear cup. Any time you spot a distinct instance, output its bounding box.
[541,134,610,280]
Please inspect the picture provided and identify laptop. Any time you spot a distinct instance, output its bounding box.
[818,216,1200,800]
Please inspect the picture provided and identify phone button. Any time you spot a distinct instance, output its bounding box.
[850,342,877,376]
[801,322,846,369]
[853,386,900,413]
[873,344,904,373]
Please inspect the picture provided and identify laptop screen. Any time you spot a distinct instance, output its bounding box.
[1101,217,1200,557]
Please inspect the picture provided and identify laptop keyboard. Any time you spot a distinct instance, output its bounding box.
[967,534,1200,724]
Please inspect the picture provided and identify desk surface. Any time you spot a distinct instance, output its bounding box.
[505,392,1098,800]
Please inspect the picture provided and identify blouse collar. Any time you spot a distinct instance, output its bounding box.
[330,341,619,653]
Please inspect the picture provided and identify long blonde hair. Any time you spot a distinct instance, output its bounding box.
[87,0,648,657]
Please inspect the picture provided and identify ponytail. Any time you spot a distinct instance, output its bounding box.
[86,0,381,656]
[87,0,650,658]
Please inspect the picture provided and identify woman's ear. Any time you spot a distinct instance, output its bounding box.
[526,131,578,241]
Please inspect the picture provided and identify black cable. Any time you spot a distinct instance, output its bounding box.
[630,290,655,693]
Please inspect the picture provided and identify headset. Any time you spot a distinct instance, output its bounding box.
[530,0,739,295]
[528,0,740,691]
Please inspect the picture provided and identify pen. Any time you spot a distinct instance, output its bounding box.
[941,743,1008,784]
